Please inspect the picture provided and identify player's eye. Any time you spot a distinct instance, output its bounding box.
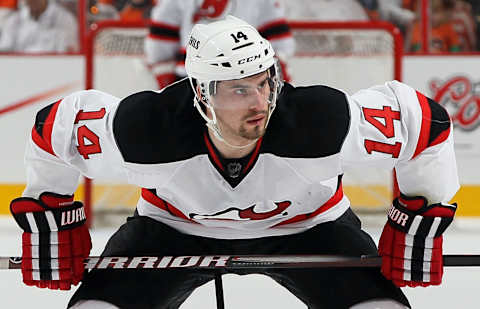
[234,88,249,95]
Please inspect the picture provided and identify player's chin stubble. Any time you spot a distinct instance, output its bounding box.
[239,111,268,140]
[239,120,266,140]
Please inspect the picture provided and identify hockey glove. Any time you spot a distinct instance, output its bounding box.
[10,192,92,290]
[378,194,456,287]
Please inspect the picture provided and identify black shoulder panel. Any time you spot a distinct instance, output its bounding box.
[427,97,451,146]
[113,80,207,164]
[262,84,350,158]
[34,101,56,138]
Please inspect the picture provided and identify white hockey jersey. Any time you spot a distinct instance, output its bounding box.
[144,0,295,78]
[23,80,459,239]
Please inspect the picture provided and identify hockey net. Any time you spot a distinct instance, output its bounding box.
[83,20,403,226]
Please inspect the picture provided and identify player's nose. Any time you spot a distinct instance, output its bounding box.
[249,89,268,110]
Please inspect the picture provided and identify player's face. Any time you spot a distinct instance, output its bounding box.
[211,71,272,141]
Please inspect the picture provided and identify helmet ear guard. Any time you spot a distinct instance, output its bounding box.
[185,15,283,148]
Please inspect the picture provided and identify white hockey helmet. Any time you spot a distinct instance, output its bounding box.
[185,15,282,148]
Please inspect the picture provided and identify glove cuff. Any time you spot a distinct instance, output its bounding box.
[11,199,86,233]
[387,199,455,238]
[39,192,74,208]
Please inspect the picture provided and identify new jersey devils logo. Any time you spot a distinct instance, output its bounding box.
[430,76,480,131]
[190,201,291,221]
[227,162,242,178]
[193,0,234,23]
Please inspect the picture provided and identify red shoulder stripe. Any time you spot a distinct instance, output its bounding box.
[412,91,431,159]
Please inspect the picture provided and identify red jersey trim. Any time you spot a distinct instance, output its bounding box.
[243,138,263,172]
[412,91,431,159]
[31,99,62,156]
[273,182,344,227]
[31,128,54,156]
[204,132,224,171]
[429,127,450,148]
[141,188,196,222]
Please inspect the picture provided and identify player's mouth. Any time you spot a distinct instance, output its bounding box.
[246,114,266,126]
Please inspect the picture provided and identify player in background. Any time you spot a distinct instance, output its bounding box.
[144,0,295,88]
[10,15,459,309]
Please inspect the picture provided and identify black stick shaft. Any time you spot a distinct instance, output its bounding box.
[214,273,225,309]
[2,254,480,270]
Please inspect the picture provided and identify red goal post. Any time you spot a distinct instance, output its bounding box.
[83,20,403,225]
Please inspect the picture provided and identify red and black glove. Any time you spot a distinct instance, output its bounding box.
[10,192,92,290]
[378,194,456,287]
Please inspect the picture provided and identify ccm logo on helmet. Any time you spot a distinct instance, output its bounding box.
[238,54,261,65]
[189,36,200,49]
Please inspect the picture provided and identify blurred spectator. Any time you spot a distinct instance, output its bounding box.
[57,0,77,16]
[89,0,154,22]
[119,0,153,22]
[451,0,477,51]
[357,0,381,20]
[402,0,416,11]
[463,0,480,49]
[409,0,461,53]
[377,0,415,33]
[0,0,17,31]
[279,0,370,21]
[145,0,295,89]
[0,0,78,52]
[90,0,120,22]
[279,0,370,56]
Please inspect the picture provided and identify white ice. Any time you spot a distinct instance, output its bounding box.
[1,215,479,309]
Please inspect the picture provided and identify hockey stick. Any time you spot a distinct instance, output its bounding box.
[1,254,480,270]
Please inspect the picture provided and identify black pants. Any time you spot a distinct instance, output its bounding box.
[68,208,409,309]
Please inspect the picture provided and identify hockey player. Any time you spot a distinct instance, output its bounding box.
[145,0,295,88]
[10,15,458,309]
